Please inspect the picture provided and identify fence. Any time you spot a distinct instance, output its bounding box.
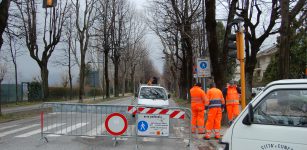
[40,102,191,149]
[0,84,22,103]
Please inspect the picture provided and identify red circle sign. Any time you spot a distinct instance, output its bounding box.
[105,113,128,136]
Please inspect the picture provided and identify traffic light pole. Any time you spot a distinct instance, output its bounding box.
[237,26,246,109]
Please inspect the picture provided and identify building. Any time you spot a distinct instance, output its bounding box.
[254,45,278,81]
[233,45,278,82]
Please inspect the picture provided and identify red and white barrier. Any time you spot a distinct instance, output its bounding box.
[127,106,185,119]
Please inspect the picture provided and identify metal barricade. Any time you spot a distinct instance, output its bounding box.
[40,102,191,149]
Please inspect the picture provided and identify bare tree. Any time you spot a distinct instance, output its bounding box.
[4,26,23,104]
[16,0,69,100]
[279,0,306,79]
[96,0,115,98]
[108,0,131,97]
[60,72,69,88]
[120,11,147,96]
[148,0,202,99]
[53,7,76,100]
[71,0,98,102]
[0,0,11,51]
[0,63,7,115]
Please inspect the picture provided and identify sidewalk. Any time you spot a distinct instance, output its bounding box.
[172,98,228,150]
[2,96,104,114]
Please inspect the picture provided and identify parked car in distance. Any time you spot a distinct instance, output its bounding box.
[219,79,307,150]
[133,84,170,107]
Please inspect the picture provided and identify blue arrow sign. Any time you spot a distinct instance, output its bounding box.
[138,121,148,132]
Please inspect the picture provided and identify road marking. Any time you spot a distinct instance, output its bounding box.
[142,137,157,142]
[112,137,128,141]
[48,122,88,137]
[86,123,105,136]
[0,125,18,130]
[15,123,65,138]
[0,124,40,137]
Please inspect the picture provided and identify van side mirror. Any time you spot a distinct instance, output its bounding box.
[168,94,171,99]
[243,104,254,125]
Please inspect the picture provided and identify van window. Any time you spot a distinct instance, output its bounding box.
[253,89,307,127]
[139,87,167,100]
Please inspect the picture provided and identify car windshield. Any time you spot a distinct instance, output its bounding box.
[139,87,167,100]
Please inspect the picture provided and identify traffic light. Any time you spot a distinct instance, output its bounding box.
[43,0,57,8]
[228,34,237,58]
[228,32,244,60]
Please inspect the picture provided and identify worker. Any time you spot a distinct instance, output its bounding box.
[223,80,241,125]
[204,83,225,140]
[190,82,208,134]
[147,77,158,85]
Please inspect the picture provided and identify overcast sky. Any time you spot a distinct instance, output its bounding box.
[0,0,164,86]
[1,0,276,86]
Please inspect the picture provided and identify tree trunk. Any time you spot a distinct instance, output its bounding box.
[179,56,187,99]
[114,56,119,97]
[0,0,10,51]
[279,0,290,79]
[114,59,119,97]
[79,52,85,102]
[130,66,136,94]
[205,0,225,89]
[0,80,2,115]
[14,61,18,104]
[40,64,49,100]
[184,24,194,100]
[68,42,73,100]
[104,50,110,98]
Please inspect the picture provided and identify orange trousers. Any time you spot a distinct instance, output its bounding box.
[226,104,240,121]
[191,104,205,133]
[205,108,222,138]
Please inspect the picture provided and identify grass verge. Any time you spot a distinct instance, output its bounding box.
[0,94,132,123]
[173,98,190,108]
[0,109,44,123]
[84,94,132,104]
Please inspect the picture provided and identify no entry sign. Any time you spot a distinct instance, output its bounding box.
[105,113,128,136]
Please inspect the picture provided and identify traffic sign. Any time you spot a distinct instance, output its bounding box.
[138,121,148,132]
[137,114,169,137]
[197,58,211,77]
[105,113,128,136]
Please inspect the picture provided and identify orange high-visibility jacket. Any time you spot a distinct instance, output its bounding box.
[205,88,225,109]
[226,86,240,105]
[190,86,207,105]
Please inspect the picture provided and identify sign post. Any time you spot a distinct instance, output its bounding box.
[197,58,211,91]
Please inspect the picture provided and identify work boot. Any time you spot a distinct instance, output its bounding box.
[203,132,211,140]
[228,120,233,126]
[203,136,210,140]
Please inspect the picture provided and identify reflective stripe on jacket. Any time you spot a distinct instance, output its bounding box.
[206,88,225,109]
[226,86,240,105]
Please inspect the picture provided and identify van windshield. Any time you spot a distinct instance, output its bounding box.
[139,87,167,100]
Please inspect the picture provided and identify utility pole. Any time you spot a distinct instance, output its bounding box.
[237,25,246,109]
[228,18,246,109]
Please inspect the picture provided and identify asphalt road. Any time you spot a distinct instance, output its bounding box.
[0,97,195,150]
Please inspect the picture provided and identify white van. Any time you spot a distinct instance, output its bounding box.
[219,79,307,150]
[133,85,170,107]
